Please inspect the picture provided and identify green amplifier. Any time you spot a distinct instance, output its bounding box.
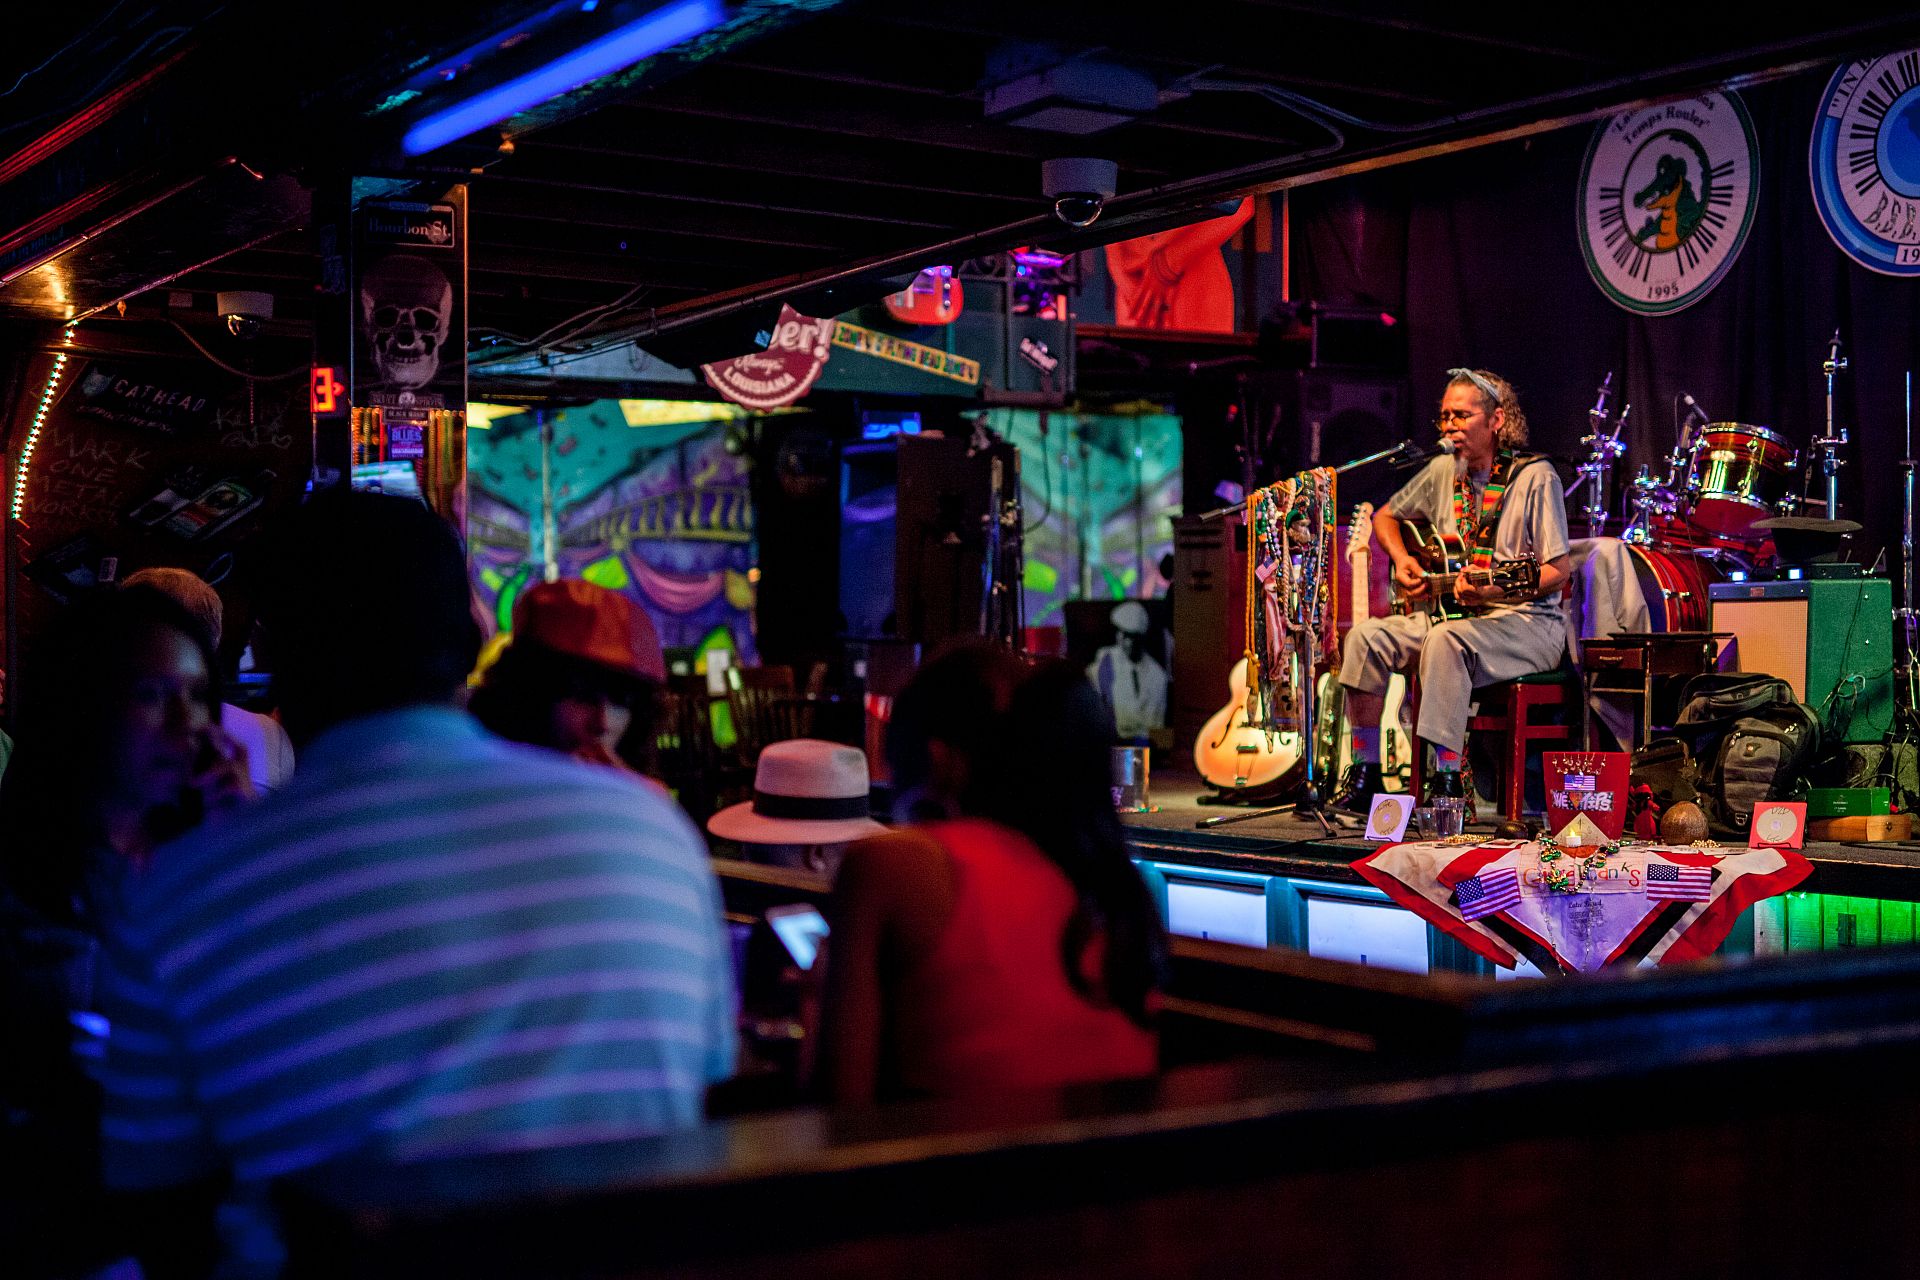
[1806,787,1892,819]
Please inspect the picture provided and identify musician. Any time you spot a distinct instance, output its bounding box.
[1333,369,1572,809]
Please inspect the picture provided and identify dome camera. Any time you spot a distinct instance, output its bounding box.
[217,290,274,339]
[1042,157,1118,229]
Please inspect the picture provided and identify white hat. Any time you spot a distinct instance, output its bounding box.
[706,738,886,845]
[1110,600,1149,635]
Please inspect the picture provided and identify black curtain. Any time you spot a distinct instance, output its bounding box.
[1288,66,1918,566]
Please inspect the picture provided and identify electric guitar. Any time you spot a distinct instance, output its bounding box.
[1327,504,1413,784]
[883,265,963,326]
[1193,656,1299,793]
[1392,518,1539,620]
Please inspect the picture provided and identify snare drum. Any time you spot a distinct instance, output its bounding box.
[1624,544,1726,632]
[1686,423,1797,539]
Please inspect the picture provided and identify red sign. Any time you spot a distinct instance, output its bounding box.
[1544,752,1631,842]
[701,306,833,409]
[310,366,345,415]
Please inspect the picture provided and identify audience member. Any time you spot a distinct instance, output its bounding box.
[0,585,249,1275]
[91,492,736,1266]
[821,659,1165,1104]
[122,565,296,794]
[469,578,666,774]
[882,637,1025,823]
[707,737,884,874]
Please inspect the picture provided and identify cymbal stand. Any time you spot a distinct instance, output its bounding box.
[1815,330,1851,518]
[1567,371,1628,538]
[1877,371,1920,811]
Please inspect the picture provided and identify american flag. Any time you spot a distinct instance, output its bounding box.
[1455,867,1521,921]
[1565,774,1596,792]
[1646,860,1713,902]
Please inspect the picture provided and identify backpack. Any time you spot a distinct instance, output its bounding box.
[1666,674,1822,838]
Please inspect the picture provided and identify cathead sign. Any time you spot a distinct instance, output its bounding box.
[67,361,220,435]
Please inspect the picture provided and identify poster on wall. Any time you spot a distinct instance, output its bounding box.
[1576,91,1758,315]
[1810,50,1920,275]
[353,190,467,416]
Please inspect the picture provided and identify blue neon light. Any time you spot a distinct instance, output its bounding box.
[861,411,922,441]
[403,0,726,155]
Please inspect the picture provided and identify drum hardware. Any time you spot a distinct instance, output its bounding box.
[1813,329,1851,519]
[1566,371,1628,539]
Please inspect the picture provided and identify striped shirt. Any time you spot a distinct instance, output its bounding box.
[95,706,736,1188]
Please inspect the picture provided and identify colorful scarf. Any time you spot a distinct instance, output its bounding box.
[1452,448,1519,571]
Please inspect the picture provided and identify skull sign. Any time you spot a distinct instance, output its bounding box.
[360,254,453,390]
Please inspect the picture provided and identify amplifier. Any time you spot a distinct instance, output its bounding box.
[1706,578,1893,744]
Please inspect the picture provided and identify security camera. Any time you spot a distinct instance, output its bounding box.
[217,290,274,339]
[1042,157,1118,229]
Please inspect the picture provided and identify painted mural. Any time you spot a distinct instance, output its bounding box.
[990,407,1182,627]
[467,399,758,666]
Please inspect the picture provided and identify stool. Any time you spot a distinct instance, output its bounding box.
[1408,665,1582,818]
[1467,668,1581,818]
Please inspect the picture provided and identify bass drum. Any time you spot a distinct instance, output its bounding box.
[1624,544,1727,632]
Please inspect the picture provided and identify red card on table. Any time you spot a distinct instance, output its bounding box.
[1544,752,1631,842]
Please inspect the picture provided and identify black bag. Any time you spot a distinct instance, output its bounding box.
[1668,674,1822,837]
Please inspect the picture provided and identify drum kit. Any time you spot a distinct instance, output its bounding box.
[1569,368,1819,634]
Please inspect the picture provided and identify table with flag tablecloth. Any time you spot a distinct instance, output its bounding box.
[1352,840,1812,974]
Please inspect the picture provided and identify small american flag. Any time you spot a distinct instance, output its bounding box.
[1565,774,1597,792]
[1646,861,1713,902]
[1456,867,1522,921]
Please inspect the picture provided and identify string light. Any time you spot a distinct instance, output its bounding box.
[10,323,77,521]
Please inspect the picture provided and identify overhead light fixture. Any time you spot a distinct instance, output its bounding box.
[402,0,726,156]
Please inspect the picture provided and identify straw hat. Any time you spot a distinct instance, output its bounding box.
[707,738,885,845]
[513,580,665,684]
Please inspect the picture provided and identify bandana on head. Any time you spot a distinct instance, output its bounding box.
[1447,367,1502,405]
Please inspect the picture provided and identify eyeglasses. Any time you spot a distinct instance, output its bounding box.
[1435,409,1480,427]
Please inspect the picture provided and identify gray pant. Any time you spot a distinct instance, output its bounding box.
[1338,608,1568,753]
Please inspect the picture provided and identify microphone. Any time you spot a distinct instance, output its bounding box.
[1680,393,1711,426]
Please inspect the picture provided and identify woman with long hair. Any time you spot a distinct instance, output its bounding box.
[821,657,1165,1103]
[0,585,251,1276]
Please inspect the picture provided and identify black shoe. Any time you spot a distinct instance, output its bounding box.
[1425,768,1465,804]
[1332,762,1386,813]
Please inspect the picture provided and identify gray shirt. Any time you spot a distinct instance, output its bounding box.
[1385,455,1571,619]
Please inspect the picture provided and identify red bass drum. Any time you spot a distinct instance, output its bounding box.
[1624,544,1727,632]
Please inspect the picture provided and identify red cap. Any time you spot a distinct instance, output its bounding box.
[512,580,665,684]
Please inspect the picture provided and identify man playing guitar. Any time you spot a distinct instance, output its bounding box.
[1333,368,1573,811]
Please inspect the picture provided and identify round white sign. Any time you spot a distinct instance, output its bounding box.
[1577,92,1760,315]
[1810,50,1920,275]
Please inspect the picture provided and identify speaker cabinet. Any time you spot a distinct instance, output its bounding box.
[1170,515,1249,753]
[1708,578,1894,745]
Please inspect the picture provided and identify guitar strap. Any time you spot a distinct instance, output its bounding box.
[1453,451,1543,571]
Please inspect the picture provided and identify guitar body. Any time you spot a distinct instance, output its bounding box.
[884,266,963,326]
[1194,657,1300,792]
[1392,517,1538,620]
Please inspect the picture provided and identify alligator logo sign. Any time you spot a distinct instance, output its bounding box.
[1811,50,1920,275]
[1577,92,1758,315]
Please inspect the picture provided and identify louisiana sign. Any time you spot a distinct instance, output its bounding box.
[1810,50,1920,275]
[1578,92,1759,315]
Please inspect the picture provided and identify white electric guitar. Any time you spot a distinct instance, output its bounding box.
[1336,504,1413,787]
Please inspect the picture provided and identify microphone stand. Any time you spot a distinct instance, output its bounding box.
[1816,330,1851,518]
[1195,440,1420,522]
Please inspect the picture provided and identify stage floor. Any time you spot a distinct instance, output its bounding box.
[1122,770,1920,902]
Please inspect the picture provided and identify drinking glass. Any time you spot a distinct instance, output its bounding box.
[1111,746,1151,812]
[1430,796,1466,839]
[1411,807,1437,841]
